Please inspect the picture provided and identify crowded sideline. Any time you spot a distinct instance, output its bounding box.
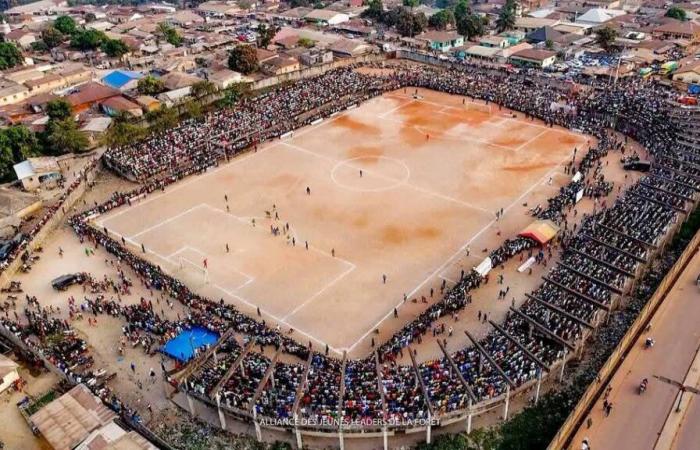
[1,61,698,433]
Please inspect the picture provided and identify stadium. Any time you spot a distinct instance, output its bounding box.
[3,55,700,450]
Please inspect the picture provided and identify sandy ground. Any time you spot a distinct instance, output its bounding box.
[570,246,700,450]
[95,88,590,358]
[0,364,57,450]
[0,88,646,449]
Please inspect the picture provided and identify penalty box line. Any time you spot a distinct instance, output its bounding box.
[93,225,348,356]
[344,144,577,353]
[102,202,356,355]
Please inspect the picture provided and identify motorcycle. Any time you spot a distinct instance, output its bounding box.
[644,337,655,349]
[638,379,648,394]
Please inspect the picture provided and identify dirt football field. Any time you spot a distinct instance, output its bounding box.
[96,88,588,356]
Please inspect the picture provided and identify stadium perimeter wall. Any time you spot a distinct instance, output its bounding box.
[547,226,700,450]
[0,154,101,289]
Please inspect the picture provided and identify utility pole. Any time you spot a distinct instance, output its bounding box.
[653,375,700,412]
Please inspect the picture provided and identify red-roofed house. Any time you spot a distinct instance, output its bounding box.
[66,82,121,112]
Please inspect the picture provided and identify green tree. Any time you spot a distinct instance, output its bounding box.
[146,106,178,134]
[183,99,202,119]
[190,80,217,100]
[101,112,146,148]
[496,0,516,32]
[84,12,97,23]
[545,38,554,49]
[31,41,49,52]
[54,15,77,35]
[665,7,687,21]
[453,0,470,22]
[45,118,88,154]
[428,9,455,30]
[46,98,72,121]
[0,42,23,70]
[457,14,484,39]
[298,37,315,48]
[228,45,259,74]
[403,0,418,7]
[157,23,183,47]
[362,0,384,20]
[216,82,249,108]
[70,29,106,50]
[0,125,39,181]
[41,25,64,48]
[595,26,618,51]
[137,75,165,95]
[395,7,426,37]
[256,23,278,48]
[101,38,130,57]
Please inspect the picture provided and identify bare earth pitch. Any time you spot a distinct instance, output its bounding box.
[96,88,587,354]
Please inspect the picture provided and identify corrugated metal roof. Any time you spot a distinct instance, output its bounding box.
[31,384,117,450]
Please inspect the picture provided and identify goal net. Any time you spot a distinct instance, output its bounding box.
[174,256,210,286]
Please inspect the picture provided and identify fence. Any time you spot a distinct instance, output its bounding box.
[0,156,101,290]
[546,227,700,450]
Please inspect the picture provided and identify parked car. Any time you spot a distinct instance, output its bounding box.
[51,273,86,291]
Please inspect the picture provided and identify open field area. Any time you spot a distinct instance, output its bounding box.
[96,88,587,355]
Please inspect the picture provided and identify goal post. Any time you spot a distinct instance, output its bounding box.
[175,256,210,285]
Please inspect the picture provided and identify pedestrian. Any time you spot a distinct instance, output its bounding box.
[130,362,136,373]
[382,274,387,284]
[225,243,229,253]
[306,186,311,195]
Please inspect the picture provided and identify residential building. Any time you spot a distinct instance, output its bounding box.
[13,156,62,191]
[66,82,121,112]
[514,17,560,33]
[653,20,700,42]
[673,61,700,84]
[0,80,30,106]
[417,31,465,52]
[262,56,301,75]
[102,70,143,92]
[509,48,557,68]
[0,354,19,393]
[5,28,37,49]
[575,8,627,26]
[329,38,372,57]
[30,384,157,450]
[209,69,244,89]
[101,95,143,117]
[304,9,350,26]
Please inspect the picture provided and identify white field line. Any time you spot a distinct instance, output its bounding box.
[513,128,550,153]
[281,141,491,214]
[344,143,578,353]
[130,205,206,239]
[378,98,415,118]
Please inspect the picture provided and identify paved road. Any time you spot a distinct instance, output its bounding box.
[571,248,700,450]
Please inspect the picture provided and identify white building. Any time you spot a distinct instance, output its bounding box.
[304,9,349,26]
[0,354,19,394]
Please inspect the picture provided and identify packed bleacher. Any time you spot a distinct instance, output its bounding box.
[5,60,697,433]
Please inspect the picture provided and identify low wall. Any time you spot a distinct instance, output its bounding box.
[547,225,700,450]
[249,54,385,91]
[0,157,101,289]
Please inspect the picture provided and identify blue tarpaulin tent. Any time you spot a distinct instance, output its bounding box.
[162,327,219,362]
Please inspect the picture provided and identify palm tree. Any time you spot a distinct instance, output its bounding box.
[496,0,517,32]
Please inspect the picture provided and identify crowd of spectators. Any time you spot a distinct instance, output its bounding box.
[2,61,698,432]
